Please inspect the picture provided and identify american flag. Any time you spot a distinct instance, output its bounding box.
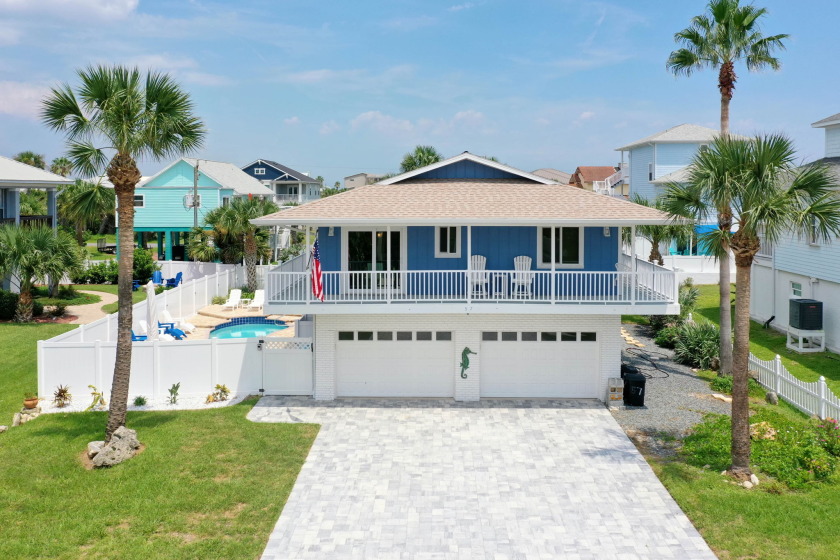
[311,240,325,301]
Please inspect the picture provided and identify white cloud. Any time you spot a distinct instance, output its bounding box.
[578,111,596,121]
[284,116,301,126]
[351,111,414,135]
[0,81,50,120]
[452,110,485,126]
[320,120,340,135]
[0,0,138,20]
[448,2,475,12]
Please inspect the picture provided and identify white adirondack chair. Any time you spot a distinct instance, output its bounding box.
[468,255,489,296]
[246,289,265,312]
[159,309,196,333]
[511,256,534,297]
[221,289,242,310]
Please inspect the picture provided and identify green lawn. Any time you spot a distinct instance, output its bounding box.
[33,286,102,307]
[77,284,146,314]
[0,323,318,559]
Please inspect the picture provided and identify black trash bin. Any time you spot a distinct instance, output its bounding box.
[623,371,646,406]
[620,363,638,379]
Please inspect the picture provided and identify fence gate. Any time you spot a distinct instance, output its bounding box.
[260,338,313,395]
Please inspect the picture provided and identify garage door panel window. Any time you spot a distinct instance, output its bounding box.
[561,332,577,341]
[540,332,557,342]
[581,332,597,342]
[436,331,452,341]
[501,331,517,341]
[397,331,413,341]
[377,331,393,341]
[416,331,433,341]
[482,332,498,341]
[338,331,354,341]
[521,332,537,341]
[357,331,374,341]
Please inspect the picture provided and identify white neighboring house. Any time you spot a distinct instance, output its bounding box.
[255,152,679,402]
[751,112,840,353]
[0,155,69,291]
[615,124,739,284]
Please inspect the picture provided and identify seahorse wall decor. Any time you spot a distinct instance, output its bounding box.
[460,347,477,379]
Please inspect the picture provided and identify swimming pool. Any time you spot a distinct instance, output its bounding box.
[210,318,288,339]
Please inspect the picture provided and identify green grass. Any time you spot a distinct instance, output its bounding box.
[0,322,318,559]
[76,284,146,314]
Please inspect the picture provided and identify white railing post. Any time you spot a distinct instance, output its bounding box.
[774,354,782,394]
[819,376,827,419]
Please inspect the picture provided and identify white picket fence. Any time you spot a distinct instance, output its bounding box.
[750,353,840,420]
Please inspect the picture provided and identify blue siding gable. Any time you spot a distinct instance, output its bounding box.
[242,161,286,182]
[145,160,221,188]
[406,160,534,181]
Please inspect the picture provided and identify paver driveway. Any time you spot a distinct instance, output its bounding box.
[249,398,715,560]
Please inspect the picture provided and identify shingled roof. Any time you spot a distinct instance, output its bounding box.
[252,179,673,226]
[615,124,738,151]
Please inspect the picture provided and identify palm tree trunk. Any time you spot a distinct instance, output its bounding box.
[718,61,735,136]
[244,232,257,292]
[76,222,86,246]
[720,95,730,136]
[105,154,141,442]
[730,260,753,478]
[15,279,33,322]
[718,247,733,374]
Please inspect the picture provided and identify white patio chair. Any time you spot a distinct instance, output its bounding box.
[221,289,242,310]
[139,320,175,341]
[159,309,196,333]
[468,255,489,297]
[246,289,265,312]
[511,256,535,297]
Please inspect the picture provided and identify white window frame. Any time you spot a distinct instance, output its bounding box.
[648,162,654,181]
[790,281,803,298]
[222,196,231,207]
[537,226,584,269]
[254,167,266,175]
[133,194,145,208]
[807,220,820,246]
[434,226,461,258]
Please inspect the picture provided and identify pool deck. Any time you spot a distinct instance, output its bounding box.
[184,306,302,340]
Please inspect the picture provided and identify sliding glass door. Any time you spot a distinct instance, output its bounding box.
[346,229,402,291]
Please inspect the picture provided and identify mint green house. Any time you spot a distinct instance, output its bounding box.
[122,158,274,260]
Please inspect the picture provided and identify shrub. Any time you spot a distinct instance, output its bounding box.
[52,384,72,408]
[211,295,226,305]
[654,325,680,349]
[277,243,304,263]
[50,302,68,318]
[648,314,678,334]
[167,382,180,405]
[32,300,44,317]
[0,289,18,320]
[133,248,159,283]
[58,285,78,300]
[69,267,89,284]
[815,418,840,457]
[133,395,148,407]
[674,321,720,370]
[709,375,764,397]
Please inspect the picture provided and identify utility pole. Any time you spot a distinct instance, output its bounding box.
[193,159,199,228]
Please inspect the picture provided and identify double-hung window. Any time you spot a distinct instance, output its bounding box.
[539,227,583,268]
[133,195,145,208]
[435,226,460,258]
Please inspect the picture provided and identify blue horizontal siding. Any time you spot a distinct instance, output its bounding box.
[655,143,700,178]
[774,231,840,284]
[134,187,221,228]
[409,160,529,181]
[147,160,222,188]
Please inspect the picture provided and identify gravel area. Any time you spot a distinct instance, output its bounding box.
[610,323,730,438]
[40,393,249,414]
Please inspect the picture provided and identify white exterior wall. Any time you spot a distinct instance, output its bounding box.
[750,259,840,353]
[313,314,622,402]
[824,125,840,158]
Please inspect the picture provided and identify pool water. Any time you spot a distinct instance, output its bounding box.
[210,324,288,339]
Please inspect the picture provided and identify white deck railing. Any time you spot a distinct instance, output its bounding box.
[592,170,623,196]
[266,269,677,305]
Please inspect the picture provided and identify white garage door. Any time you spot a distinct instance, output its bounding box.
[336,329,455,397]
[480,330,600,398]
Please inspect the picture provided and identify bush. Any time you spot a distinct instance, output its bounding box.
[211,296,226,305]
[654,325,680,349]
[32,300,44,317]
[50,302,68,318]
[674,321,720,370]
[133,248,159,283]
[57,285,78,300]
[0,289,18,320]
[69,267,89,284]
[83,260,119,284]
[709,375,764,397]
[277,243,304,263]
[648,314,677,334]
[815,418,840,457]
[133,395,148,407]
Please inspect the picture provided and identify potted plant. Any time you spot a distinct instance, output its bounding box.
[23,392,39,409]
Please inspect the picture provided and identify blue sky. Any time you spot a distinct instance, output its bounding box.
[0,0,838,185]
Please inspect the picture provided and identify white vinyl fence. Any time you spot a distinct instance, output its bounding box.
[157,261,274,288]
[38,269,315,403]
[750,353,840,420]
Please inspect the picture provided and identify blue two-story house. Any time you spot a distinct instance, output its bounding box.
[254,152,677,402]
[124,158,274,260]
[241,159,321,206]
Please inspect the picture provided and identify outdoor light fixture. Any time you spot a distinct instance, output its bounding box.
[329,227,334,236]
[603,227,611,237]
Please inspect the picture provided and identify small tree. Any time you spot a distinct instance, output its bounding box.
[631,194,693,265]
[59,179,115,245]
[0,225,84,321]
[14,150,46,169]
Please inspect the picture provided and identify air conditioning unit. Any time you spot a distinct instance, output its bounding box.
[789,299,823,330]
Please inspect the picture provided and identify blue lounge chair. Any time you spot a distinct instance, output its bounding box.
[152,270,163,285]
[164,271,182,288]
[131,330,147,342]
[132,280,142,291]
[163,326,187,340]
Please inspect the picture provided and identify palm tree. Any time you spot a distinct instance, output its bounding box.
[667,0,787,375]
[204,198,279,290]
[631,194,693,265]
[664,135,840,478]
[14,150,46,169]
[59,179,116,245]
[0,225,84,321]
[399,145,443,173]
[50,157,73,177]
[42,65,206,441]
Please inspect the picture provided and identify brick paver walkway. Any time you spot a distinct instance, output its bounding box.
[249,398,715,560]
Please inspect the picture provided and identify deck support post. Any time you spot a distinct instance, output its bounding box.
[631,225,637,305]
[467,225,472,305]
[550,225,556,304]
[305,225,311,305]
[386,225,391,304]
